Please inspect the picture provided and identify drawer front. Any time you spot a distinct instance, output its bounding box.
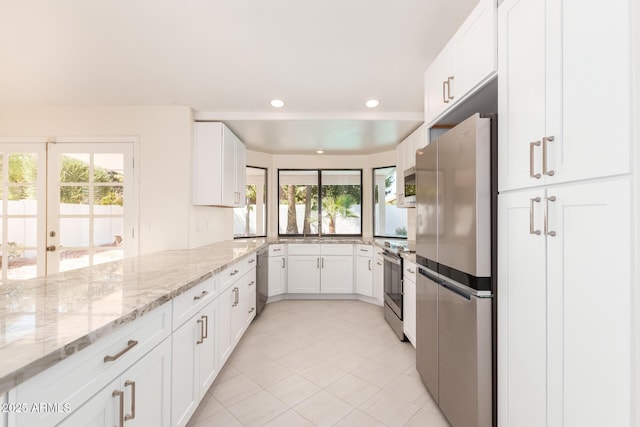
[322,244,354,256]
[172,276,216,330]
[404,261,417,283]
[269,244,286,256]
[287,243,321,256]
[219,261,244,291]
[355,244,373,257]
[11,304,171,427]
[243,253,257,271]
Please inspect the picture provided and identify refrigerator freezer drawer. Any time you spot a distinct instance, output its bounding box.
[416,268,439,403]
[438,282,492,427]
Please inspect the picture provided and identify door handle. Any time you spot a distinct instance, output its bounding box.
[446,76,454,100]
[529,197,541,235]
[321,257,324,269]
[368,259,372,271]
[197,318,204,344]
[193,290,208,301]
[281,257,285,268]
[104,340,138,362]
[124,380,136,421]
[248,307,255,314]
[542,136,555,176]
[46,245,56,252]
[530,141,541,179]
[317,258,320,269]
[442,80,450,104]
[113,389,124,427]
[544,196,556,237]
[202,315,208,339]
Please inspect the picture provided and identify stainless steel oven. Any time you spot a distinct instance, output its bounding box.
[382,250,405,340]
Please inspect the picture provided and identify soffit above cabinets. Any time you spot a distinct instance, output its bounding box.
[0,0,480,154]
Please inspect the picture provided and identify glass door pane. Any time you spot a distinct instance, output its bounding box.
[0,145,46,285]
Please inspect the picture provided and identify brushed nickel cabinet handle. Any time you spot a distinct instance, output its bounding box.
[281,258,285,268]
[377,261,382,266]
[248,280,255,287]
[202,315,209,339]
[317,258,320,269]
[321,257,324,269]
[113,389,124,427]
[368,259,372,271]
[248,307,255,314]
[248,258,255,264]
[530,197,541,235]
[443,81,450,104]
[530,141,541,179]
[193,290,208,301]
[232,287,239,306]
[104,340,138,362]
[197,319,204,344]
[544,196,556,237]
[124,380,136,421]
[542,136,555,176]
[446,76,454,100]
[408,268,415,274]
[360,248,369,252]
[230,269,239,276]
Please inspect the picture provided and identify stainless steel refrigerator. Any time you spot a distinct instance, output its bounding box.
[415,113,494,427]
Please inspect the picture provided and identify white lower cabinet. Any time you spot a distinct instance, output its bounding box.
[402,261,417,347]
[287,244,354,294]
[355,245,373,296]
[217,284,233,366]
[171,298,218,427]
[60,338,172,427]
[321,255,354,293]
[268,255,287,296]
[287,255,321,293]
[373,248,384,305]
[498,178,632,427]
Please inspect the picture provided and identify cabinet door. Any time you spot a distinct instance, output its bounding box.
[424,47,453,124]
[453,0,496,98]
[402,278,416,347]
[373,250,384,306]
[544,0,630,185]
[268,256,286,296]
[217,285,233,366]
[235,140,246,207]
[497,189,546,427]
[355,255,373,296]
[58,378,119,427]
[198,300,219,398]
[320,256,354,294]
[546,179,631,426]
[221,126,237,207]
[172,317,200,427]
[498,0,546,192]
[230,283,244,344]
[287,256,320,293]
[123,339,171,427]
[396,141,405,205]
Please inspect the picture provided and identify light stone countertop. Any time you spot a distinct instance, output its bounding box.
[0,238,268,395]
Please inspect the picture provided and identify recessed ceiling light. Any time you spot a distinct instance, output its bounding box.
[316,149,324,154]
[365,99,380,108]
[270,99,284,108]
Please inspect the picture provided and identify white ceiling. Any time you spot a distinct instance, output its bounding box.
[0,0,480,154]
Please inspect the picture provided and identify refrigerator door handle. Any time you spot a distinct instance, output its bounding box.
[418,267,441,284]
[441,282,472,301]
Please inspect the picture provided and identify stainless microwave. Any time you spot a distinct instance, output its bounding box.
[404,167,416,205]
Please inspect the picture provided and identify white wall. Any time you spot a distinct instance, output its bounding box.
[0,105,231,254]
[632,0,640,420]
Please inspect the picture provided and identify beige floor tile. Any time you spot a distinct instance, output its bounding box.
[403,401,451,427]
[209,374,262,407]
[226,390,288,427]
[299,360,348,388]
[324,349,370,372]
[293,390,355,427]
[403,364,421,380]
[262,409,315,427]
[383,373,432,407]
[242,359,294,388]
[325,373,380,407]
[275,347,324,372]
[374,347,417,373]
[266,374,321,407]
[211,364,242,387]
[186,406,242,427]
[187,393,226,425]
[258,337,297,359]
[359,389,422,427]
[333,409,388,427]
[352,360,402,388]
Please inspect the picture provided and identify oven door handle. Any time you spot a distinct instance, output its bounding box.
[381,253,402,266]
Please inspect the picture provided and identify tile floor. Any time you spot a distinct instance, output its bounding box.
[187,299,451,427]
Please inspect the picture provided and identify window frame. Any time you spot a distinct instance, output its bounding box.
[372,165,407,240]
[277,168,363,238]
[233,165,268,239]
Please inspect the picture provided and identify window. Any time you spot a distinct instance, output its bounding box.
[373,166,408,238]
[234,166,267,238]
[278,169,362,236]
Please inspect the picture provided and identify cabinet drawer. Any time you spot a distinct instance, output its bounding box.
[243,253,257,271]
[355,244,373,257]
[321,244,353,256]
[11,304,171,427]
[269,244,286,256]
[288,244,321,256]
[404,261,417,283]
[172,276,216,330]
[219,261,244,291]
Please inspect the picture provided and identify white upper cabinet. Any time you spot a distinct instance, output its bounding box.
[192,122,247,207]
[396,124,426,207]
[424,0,497,125]
[498,0,631,191]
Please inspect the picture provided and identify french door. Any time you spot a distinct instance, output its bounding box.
[0,138,137,285]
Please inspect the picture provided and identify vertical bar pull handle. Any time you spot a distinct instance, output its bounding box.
[196,319,204,344]
[281,258,285,268]
[529,197,541,235]
[368,259,372,271]
[202,315,208,339]
[442,81,450,104]
[113,390,124,427]
[124,380,136,421]
[446,76,454,100]
[317,258,320,269]
[530,141,541,179]
[322,257,324,269]
[542,136,555,176]
[544,196,556,236]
